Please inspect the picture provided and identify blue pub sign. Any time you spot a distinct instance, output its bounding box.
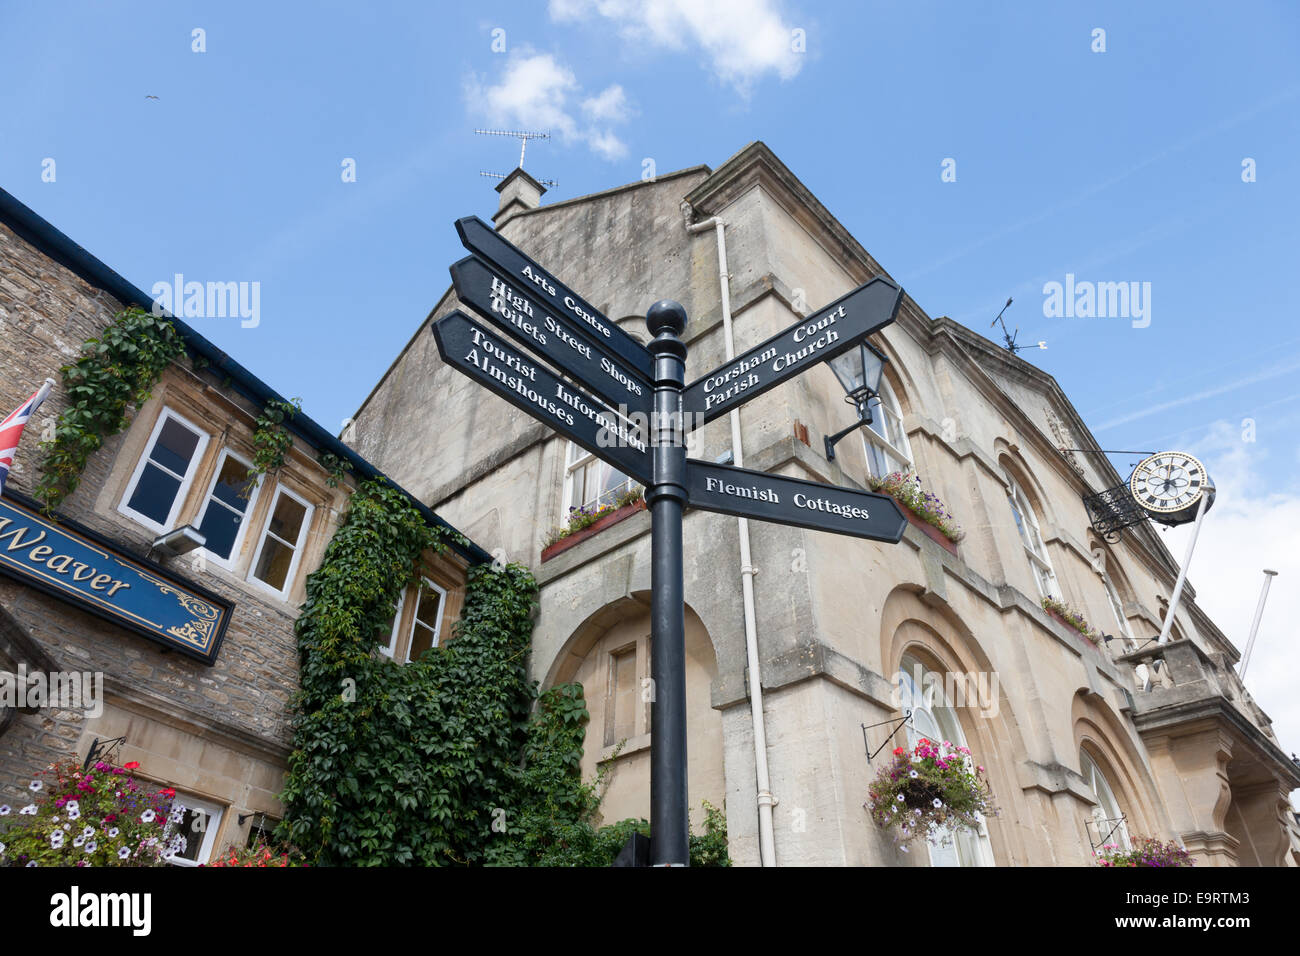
[0,493,233,664]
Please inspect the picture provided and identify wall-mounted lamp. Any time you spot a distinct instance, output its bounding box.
[151,524,205,558]
[823,341,888,461]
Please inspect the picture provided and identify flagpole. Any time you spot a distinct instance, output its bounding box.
[1157,490,1212,644]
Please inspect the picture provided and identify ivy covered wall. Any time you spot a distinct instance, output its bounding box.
[278,479,728,866]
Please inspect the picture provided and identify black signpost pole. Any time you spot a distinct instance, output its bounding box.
[645,299,690,867]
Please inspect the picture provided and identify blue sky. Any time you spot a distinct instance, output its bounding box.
[4,2,1300,757]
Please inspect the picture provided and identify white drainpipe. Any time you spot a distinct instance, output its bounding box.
[686,211,777,867]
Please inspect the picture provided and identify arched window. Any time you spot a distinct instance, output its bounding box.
[1002,467,1060,600]
[562,441,636,515]
[898,656,995,867]
[1080,750,1131,852]
[861,378,912,479]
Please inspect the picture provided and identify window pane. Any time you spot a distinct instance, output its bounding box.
[414,587,441,634]
[172,807,207,863]
[267,494,307,543]
[198,501,243,559]
[126,465,182,525]
[611,648,637,743]
[210,456,256,509]
[151,418,201,476]
[407,621,436,661]
[253,537,294,590]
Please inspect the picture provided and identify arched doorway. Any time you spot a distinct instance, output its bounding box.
[548,594,725,831]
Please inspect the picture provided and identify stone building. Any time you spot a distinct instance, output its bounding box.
[352,142,1300,866]
[0,187,486,863]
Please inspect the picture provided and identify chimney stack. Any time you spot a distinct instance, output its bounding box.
[494,168,546,228]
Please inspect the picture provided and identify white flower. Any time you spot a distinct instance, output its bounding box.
[895,793,904,802]
[65,800,79,814]
[117,846,131,860]
[909,769,919,779]
[29,780,42,792]
[169,807,185,825]
[72,835,85,847]
[67,808,80,821]
[19,805,38,816]
[0,841,6,855]
[108,828,120,838]
[899,844,909,853]
[26,861,37,867]
[82,825,95,838]
[914,809,922,816]
[140,809,156,823]
[932,798,943,809]
[51,816,59,823]
[0,805,10,815]
[50,831,64,848]
[84,841,97,854]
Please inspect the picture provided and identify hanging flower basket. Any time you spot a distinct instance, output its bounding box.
[865,738,995,850]
[1094,837,1194,867]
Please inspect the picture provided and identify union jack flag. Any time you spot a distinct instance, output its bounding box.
[0,378,55,497]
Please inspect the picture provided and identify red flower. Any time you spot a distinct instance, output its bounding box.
[123,761,140,770]
[160,788,176,798]
[892,747,906,756]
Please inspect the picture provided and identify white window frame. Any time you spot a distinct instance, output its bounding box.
[897,657,995,868]
[192,448,262,570]
[1081,751,1131,852]
[861,379,912,480]
[1003,468,1060,600]
[1100,570,1135,647]
[165,790,224,867]
[247,484,314,598]
[118,407,209,535]
[381,576,448,662]
[562,441,636,516]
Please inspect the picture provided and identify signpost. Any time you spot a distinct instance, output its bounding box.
[450,255,653,416]
[681,276,903,427]
[432,220,905,866]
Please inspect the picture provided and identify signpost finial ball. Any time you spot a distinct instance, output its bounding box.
[646,300,688,337]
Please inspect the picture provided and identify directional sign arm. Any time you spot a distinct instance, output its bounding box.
[431,310,652,486]
[684,459,908,542]
[455,216,653,379]
[682,276,903,427]
[449,255,653,417]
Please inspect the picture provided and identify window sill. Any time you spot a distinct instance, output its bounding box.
[599,732,651,764]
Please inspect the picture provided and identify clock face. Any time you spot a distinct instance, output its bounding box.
[1129,452,1209,515]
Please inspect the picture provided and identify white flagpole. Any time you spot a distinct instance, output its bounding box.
[1157,490,1212,644]
[1239,569,1278,680]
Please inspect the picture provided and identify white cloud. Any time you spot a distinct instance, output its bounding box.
[550,0,803,93]
[1162,422,1300,799]
[465,52,631,161]
[582,84,631,124]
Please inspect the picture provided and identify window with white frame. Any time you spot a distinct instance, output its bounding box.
[119,409,209,533]
[897,656,994,867]
[563,441,636,515]
[861,379,911,479]
[381,577,447,662]
[164,790,224,867]
[193,450,260,565]
[1003,468,1060,600]
[249,486,312,594]
[1080,750,1131,852]
[1100,570,1135,647]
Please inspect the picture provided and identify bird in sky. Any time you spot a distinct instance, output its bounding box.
[145,94,159,100]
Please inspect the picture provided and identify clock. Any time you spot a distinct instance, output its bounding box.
[1129,451,1215,526]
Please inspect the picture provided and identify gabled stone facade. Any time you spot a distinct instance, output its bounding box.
[353,142,1300,866]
